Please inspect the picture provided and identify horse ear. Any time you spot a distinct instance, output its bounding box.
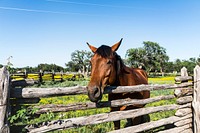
[111,38,123,52]
[87,42,97,53]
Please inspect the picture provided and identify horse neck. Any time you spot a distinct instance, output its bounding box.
[115,65,136,86]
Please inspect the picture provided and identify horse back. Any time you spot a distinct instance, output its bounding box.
[131,68,148,85]
[131,68,150,99]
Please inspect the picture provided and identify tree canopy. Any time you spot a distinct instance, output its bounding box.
[172,57,200,74]
[65,50,92,75]
[126,41,169,73]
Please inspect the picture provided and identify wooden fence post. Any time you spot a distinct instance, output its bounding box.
[52,70,55,81]
[192,65,200,133]
[60,71,63,82]
[0,67,10,133]
[181,67,188,76]
[24,69,27,79]
[39,70,43,83]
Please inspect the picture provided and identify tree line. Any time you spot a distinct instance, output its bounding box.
[65,41,200,76]
[2,41,200,76]
[125,41,200,75]
[4,64,64,74]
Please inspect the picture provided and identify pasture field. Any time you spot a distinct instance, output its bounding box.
[10,76,176,133]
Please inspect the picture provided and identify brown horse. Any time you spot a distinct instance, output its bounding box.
[86,38,150,129]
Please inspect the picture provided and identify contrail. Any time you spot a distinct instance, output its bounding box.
[45,0,155,10]
[0,6,102,16]
[45,0,134,8]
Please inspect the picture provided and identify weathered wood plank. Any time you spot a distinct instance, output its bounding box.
[109,114,192,133]
[192,65,200,133]
[175,108,192,117]
[11,86,87,98]
[176,95,193,105]
[175,76,192,83]
[10,98,40,105]
[180,128,193,133]
[34,95,175,114]
[174,87,193,98]
[158,123,192,133]
[0,67,10,133]
[11,79,36,87]
[25,104,190,133]
[174,118,192,127]
[11,82,192,98]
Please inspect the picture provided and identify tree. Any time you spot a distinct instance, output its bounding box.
[126,41,169,75]
[197,55,200,66]
[6,56,15,73]
[66,50,92,76]
[173,59,182,72]
[165,61,174,73]
[143,41,169,73]
[126,47,146,67]
[65,61,80,72]
[173,58,197,74]
[37,63,64,72]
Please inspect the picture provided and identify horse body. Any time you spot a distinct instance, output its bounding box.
[109,67,150,129]
[87,38,150,129]
[109,67,149,101]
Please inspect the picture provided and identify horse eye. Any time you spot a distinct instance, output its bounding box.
[107,60,112,64]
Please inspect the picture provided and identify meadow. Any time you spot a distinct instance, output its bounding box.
[10,76,176,133]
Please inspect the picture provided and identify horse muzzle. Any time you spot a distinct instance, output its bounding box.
[87,86,103,103]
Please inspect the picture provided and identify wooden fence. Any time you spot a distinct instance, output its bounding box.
[0,66,200,133]
[11,71,84,83]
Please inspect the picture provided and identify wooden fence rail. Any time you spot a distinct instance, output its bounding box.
[34,95,175,114]
[11,82,192,98]
[26,104,191,133]
[11,71,84,83]
[110,114,192,133]
[0,66,200,133]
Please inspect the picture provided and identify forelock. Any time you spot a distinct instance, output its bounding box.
[95,45,114,58]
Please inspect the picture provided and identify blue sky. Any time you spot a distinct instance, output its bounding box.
[0,0,200,68]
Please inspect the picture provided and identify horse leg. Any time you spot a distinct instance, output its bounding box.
[110,107,120,129]
[109,94,122,130]
[132,114,150,125]
[132,116,143,125]
[113,120,120,130]
[131,115,150,133]
[125,118,133,127]
[142,114,150,123]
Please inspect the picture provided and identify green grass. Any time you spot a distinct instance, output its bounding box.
[10,76,177,133]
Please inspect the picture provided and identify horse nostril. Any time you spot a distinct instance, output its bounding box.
[94,87,100,98]
[87,86,102,103]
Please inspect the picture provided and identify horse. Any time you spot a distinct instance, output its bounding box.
[86,38,150,130]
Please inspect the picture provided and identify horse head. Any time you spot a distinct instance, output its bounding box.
[86,38,123,103]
